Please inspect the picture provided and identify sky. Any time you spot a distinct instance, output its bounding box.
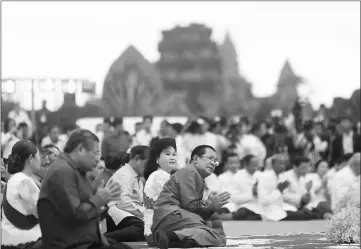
[2,1,360,108]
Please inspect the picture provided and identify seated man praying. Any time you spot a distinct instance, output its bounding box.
[152,145,230,249]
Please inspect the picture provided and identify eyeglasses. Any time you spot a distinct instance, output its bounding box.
[200,155,219,166]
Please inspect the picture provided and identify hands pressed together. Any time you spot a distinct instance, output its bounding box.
[208,191,231,210]
[96,179,122,204]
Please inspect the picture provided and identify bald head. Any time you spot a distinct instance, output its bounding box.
[349,153,360,176]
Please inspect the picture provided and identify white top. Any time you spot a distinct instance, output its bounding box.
[143,169,170,236]
[8,110,32,130]
[133,129,154,147]
[228,169,261,214]
[304,173,327,209]
[257,169,287,221]
[236,134,267,162]
[107,164,144,225]
[279,170,308,211]
[2,136,20,159]
[1,172,41,246]
[330,165,357,211]
[203,173,221,200]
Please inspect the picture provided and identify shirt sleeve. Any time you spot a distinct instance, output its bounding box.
[46,165,107,225]
[177,170,215,220]
[107,173,143,217]
[18,178,40,218]
[258,173,282,205]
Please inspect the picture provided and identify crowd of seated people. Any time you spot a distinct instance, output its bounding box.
[1,109,361,249]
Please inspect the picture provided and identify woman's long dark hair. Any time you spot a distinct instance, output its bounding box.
[144,138,177,180]
[7,140,38,174]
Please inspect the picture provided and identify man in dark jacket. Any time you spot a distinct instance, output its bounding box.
[37,129,131,249]
[331,117,361,165]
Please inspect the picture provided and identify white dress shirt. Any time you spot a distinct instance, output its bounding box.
[279,170,308,212]
[257,169,287,221]
[203,173,221,200]
[304,173,327,209]
[236,134,267,162]
[342,131,354,154]
[133,129,154,146]
[330,165,357,211]
[218,170,239,212]
[228,169,261,214]
[107,164,144,225]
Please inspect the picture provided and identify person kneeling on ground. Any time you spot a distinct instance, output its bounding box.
[37,129,132,249]
[105,146,149,242]
[152,145,230,249]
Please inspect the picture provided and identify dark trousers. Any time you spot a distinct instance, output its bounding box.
[105,215,145,242]
[282,202,332,221]
[232,207,262,220]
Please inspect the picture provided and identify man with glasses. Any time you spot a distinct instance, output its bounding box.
[152,145,230,249]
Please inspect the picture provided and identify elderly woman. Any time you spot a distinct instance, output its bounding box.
[143,138,178,246]
[2,140,42,249]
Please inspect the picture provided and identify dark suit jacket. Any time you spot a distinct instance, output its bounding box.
[37,154,107,249]
[331,133,361,165]
[152,166,215,232]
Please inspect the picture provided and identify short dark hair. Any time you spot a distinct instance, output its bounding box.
[242,154,256,165]
[129,146,149,160]
[42,144,60,152]
[105,152,127,170]
[315,159,328,171]
[190,145,216,162]
[113,117,123,127]
[337,153,354,165]
[143,115,153,122]
[224,152,239,163]
[63,129,99,153]
[7,140,38,174]
[48,125,60,133]
[17,122,28,129]
[292,156,310,167]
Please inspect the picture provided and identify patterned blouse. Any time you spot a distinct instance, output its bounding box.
[143,169,171,236]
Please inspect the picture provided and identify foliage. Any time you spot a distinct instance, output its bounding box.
[327,180,360,244]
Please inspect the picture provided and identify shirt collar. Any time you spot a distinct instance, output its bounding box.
[123,163,139,178]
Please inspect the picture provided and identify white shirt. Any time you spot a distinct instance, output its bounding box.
[236,134,267,162]
[218,170,239,212]
[1,173,41,246]
[203,173,221,200]
[257,169,287,221]
[342,131,354,154]
[279,170,308,211]
[143,169,170,236]
[133,129,154,146]
[107,164,144,225]
[228,169,261,214]
[330,165,357,211]
[304,173,327,209]
[2,136,20,159]
[8,110,32,130]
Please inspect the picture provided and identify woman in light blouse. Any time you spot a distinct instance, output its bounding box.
[2,140,42,249]
[143,138,178,246]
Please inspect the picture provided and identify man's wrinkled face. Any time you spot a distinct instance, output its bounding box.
[194,148,219,178]
[78,141,100,172]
